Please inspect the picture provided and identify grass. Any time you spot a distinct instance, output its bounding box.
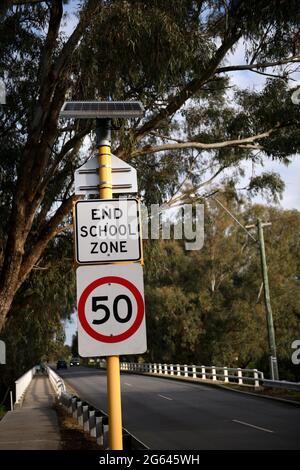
[0,404,6,420]
[221,383,300,402]
[54,402,101,450]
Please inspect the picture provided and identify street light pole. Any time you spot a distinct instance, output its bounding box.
[244,217,279,380]
[256,219,279,380]
[214,198,280,380]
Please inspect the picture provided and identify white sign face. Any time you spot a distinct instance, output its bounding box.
[76,264,146,357]
[291,87,300,105]
[74,154,138,195]
[74,198,141,264]
[0,80,6,105]
[0,340,6,364]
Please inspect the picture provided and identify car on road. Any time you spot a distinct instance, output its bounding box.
[70,357,80,367]
[56,359,67,370]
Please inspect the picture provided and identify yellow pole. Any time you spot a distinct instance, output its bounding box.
[98,136,123,450]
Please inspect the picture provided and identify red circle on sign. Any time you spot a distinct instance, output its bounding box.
[78,276,144,343]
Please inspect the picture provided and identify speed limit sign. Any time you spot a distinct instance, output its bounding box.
[76,264,147,356]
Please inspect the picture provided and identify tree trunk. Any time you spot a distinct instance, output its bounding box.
[0,198,27,330]
[0,1,100,332]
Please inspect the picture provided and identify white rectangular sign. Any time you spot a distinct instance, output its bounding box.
[74,198,141,264]
[74,154,138,195]
[76,264,147,357]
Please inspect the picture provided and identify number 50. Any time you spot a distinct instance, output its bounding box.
[92,295,133,325]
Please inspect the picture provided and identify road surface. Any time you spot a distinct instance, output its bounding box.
[57,366,300,450]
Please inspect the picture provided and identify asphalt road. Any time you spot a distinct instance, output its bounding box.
[57,366,300,450]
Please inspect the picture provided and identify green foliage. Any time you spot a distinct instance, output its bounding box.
[78,0,213,103]
[141,199,300,380]
[0,404,6,419]
[248,172,285,202]
[145,285,202,363]
[1,0,300,398]
[71,332,78,357]
[0,232,75,398]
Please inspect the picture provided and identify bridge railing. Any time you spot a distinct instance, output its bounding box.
[47,366,66,397]
[49,367,148,450]
[116,362,264,388]
[262,379,300,391]
[15,366,37,405]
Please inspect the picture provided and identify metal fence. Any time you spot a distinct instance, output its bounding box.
[49,367,148,450]
[47,366,66,397]
[116,362,264,388]
[263,379,300,391]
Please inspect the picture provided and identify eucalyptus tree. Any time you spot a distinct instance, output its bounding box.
[1,0,300,331]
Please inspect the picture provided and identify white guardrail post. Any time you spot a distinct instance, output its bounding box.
[237,368,243,385]
[254,369,259,388]
[223,367,229,383]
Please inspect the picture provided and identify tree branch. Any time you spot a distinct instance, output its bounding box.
[168,165,227,208]
[248,69,288,80]
[13,0,45,5]
[28,0,100,145]
[121,31,242,152]
[131,125,284,157]
[36,124,91,194]
[38,0,63,86]
[17,194,80,287]
[0,0,46,21]
[216,55,300,74]
[52,0,100,81]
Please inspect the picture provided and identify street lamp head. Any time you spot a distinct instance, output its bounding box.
[60,100,144,119]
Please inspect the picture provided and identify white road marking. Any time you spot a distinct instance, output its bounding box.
[124,382,132,387]
[158,394,173,401]
[232,419,274,433]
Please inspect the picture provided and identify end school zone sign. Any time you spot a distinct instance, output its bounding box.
[74,198,142,264]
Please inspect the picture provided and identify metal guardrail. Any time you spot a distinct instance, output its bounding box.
[47,366,66,397]
[263,379,300,391]
[49,367,148,450]
[15,366,36,405]
[115,362,264,388]
[96,360,300,391]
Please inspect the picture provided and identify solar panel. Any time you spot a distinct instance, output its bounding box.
[60,101,144,118]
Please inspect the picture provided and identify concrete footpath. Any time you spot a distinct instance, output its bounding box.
[0,375,61,449]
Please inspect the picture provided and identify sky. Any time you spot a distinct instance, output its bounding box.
[226,43,300,211]
[63,15,300,346]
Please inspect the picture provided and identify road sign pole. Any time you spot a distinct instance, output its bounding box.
[97,118,123,450]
